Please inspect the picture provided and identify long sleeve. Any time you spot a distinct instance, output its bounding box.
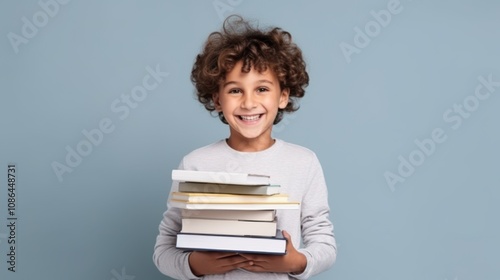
[289,153,337,279]
[153,161,200,280]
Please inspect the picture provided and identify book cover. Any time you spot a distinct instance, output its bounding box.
[181,218,277,236]
[178,181,280,195]
[171,192,289,203]
[181,209,276,221]
[172,169,270,185]
[176,230,286,255]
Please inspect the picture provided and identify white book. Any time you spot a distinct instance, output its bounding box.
[181,209,276,221]
[178,182,280,195]
[172,170,270,186]
[181,218,277,237]
[171,192,289,203]
[169,199,300,210]
[176,230,286,255]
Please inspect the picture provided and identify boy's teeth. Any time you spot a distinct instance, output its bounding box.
[241,115,260,121]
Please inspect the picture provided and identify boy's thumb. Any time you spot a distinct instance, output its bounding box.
[282,230,291,241]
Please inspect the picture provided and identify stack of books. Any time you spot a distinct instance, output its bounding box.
[170,170,300,255]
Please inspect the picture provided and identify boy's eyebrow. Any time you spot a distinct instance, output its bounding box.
[256,79,274,85]
[222,79,275,87]
[222,81,238,87]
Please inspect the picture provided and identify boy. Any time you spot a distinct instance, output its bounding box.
[153,15,336,279]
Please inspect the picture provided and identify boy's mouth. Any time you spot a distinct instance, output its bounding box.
[238,114,262,121]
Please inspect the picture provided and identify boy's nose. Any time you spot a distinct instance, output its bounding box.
[241,93,257,109]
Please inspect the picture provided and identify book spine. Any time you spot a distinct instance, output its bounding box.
[181,218,277,237]
[169,199,300,210]
[181,209,276,221]
[172,193,288,203]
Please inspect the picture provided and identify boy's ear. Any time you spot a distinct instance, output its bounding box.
[278,88,290,109]
[213,94,222,111]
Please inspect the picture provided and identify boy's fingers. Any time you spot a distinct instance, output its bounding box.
[216,252,241,259]
[226,255,249,263]
[282,230,294,246]
[282,230,295,249]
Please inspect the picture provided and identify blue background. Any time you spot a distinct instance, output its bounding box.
[1,0,499,279]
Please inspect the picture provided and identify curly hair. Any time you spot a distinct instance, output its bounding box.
[191,15,309,124]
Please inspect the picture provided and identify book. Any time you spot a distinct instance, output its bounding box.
[172,170,270,186]
[181,209,276,221]
[176,230,286,255]
[178,181,280,195]
[181,218,277,237]
[169,199,300,210]
[171,192,289,203]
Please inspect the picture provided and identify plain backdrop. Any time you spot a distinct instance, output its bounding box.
[1,1,499,279]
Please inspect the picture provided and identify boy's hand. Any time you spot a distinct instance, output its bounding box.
[239,230,307,274]
[188,251,251,277]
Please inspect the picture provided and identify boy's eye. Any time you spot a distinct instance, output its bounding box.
[257,87,269,93]
[228,88,241,94]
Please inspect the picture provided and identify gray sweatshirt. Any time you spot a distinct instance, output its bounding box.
[153,139,337,279]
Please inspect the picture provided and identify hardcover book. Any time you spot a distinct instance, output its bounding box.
[178,181,280,195]
[172,170,270,186]
[171,192,289,203]
[181,209,276,221]
[176,230,287,255]
[169,199,300,210]
[181,218,277,237]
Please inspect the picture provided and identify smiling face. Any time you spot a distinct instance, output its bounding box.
[214,61,289,151]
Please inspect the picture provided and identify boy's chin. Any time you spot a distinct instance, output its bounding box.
[228,128,272,141]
